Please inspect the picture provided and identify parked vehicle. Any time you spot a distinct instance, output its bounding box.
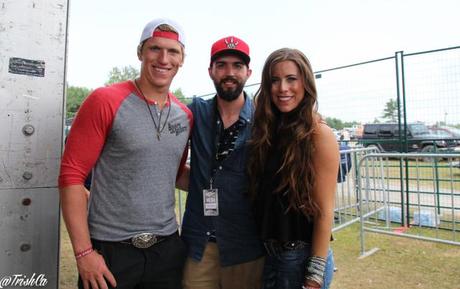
[429,128,458,146]
[349,124,363,140]
[332,129,341,142]
[429,125,460,139]
[359,123,457,154]
[65,117,74,136]
[428,126,460,168]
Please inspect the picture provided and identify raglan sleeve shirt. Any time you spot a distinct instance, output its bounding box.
[59,86,125,188]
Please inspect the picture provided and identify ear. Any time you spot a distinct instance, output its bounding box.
[247,68,252,78]
[137,44,143,61]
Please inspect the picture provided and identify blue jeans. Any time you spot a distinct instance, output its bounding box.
[262,246,334,289]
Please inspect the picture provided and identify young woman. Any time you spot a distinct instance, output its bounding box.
[248,48,339,289]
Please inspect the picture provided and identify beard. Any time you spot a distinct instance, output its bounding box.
[213,77,245,102]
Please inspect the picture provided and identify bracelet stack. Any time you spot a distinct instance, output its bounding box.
[302,286,321,289]
[75,247,94,260]
[305,255,327,287]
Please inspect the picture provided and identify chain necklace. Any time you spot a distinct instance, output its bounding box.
[134,79,171,141]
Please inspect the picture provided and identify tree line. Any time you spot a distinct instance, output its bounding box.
[68,69,460,130]
[66,66,189,118]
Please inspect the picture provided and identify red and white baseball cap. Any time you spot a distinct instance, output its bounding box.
[139,18,186,47]
[210,36,250,65]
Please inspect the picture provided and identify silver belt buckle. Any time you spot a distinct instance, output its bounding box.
[131,233,157,249]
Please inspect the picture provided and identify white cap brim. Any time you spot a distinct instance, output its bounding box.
[139,18,185,47]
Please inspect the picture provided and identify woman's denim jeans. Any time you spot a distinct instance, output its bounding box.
[262,246,334,289]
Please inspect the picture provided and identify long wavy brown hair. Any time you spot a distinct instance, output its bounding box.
[248,48,320,218]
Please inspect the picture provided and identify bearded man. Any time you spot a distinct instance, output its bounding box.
[180,36,264,289]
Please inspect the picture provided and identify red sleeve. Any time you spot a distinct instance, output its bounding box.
[58,83,130,188]
[170,93,193,180]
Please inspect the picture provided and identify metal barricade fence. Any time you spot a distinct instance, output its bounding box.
[333,146,379,232]
[356,153,460,256]
[176,146,379,232]
[175,149,460,254]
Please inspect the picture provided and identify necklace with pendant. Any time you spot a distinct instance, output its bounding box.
[134,79,171,140]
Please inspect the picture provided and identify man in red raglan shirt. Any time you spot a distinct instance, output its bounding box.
[59,18,192,289]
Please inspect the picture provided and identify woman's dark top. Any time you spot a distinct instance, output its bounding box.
[254,139,314,243]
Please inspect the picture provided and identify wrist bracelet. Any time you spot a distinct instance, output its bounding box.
[75,247,94,260]
[305,255,327,288]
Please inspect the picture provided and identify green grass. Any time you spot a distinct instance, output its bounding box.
[330,224,460,289]
[59,218,78,289]
[59,219,460,289]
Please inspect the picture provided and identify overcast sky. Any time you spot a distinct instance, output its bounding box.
[66,0,460,123]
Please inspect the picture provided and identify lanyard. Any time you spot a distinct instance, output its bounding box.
[209,97,224,188]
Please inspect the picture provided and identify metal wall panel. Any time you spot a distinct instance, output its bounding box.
[0,188,60,287]
[0,0,68,288]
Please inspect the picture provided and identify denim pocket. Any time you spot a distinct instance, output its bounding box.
[262,247,334,289]
[279,249,308,264]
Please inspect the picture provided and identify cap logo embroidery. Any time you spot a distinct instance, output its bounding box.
[224,37,239,49]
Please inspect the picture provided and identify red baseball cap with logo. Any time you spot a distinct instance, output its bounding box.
[210,36,250,65]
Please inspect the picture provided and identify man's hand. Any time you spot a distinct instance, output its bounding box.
[77,251,117,289]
